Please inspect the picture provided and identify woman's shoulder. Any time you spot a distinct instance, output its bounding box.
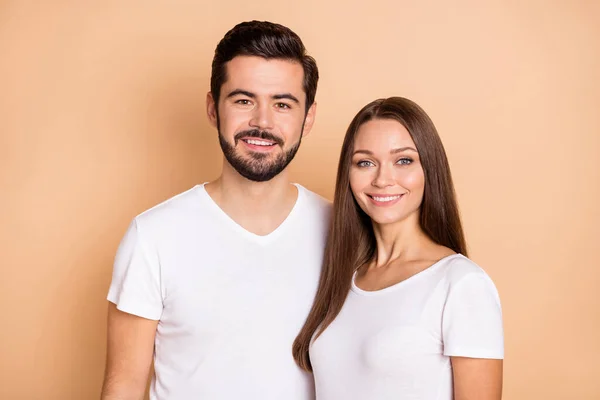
[440,254,496,288]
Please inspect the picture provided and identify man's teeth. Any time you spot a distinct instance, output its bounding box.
[372,195,401,202]
[246,139,274,146]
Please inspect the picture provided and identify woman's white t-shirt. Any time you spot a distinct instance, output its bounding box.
[309,254,504,400]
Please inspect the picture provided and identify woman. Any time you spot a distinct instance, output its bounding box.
[293,97,504,399]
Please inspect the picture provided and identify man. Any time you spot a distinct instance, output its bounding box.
[101,21,331,400]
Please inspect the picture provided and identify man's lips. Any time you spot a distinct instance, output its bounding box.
[239,137,279,152]
[234,129,284,147]
[239,137,277,146]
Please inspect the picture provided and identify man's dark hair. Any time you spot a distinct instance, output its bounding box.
[211,20,318,113]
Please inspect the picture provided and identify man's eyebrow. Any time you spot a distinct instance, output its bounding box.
[225,90,300,105]
[353,147,418,155]
[225,89,255,99]
[272,93,300,104]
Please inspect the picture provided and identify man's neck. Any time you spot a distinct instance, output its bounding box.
[204,161,298,236]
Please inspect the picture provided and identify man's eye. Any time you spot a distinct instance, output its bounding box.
[236,99,251,105]
[276,103,291,109]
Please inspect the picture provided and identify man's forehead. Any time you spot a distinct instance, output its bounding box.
[222,56,305,96]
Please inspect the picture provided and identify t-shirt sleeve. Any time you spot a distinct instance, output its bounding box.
[107,218,163,320]
[442,272,504,359]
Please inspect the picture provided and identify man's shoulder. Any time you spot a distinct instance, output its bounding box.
[297,184,332,216]
[294,185,332,239]
[134,185,203,230]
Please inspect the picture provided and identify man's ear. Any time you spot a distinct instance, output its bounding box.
[206,92,218,128]
[301,102,317,138]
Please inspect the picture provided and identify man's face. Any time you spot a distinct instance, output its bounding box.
[207,56,316,182]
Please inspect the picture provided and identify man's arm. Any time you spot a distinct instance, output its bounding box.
[101,302,158,400]
[451,357,503,400]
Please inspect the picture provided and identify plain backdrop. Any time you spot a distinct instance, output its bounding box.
[1,1,599,399]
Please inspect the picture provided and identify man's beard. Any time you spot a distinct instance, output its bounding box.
[218,126,303,182]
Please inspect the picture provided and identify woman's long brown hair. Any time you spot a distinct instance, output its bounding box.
[292,97,468,371]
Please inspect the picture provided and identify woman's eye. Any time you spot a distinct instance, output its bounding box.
[357,160,374,167]
[397,158,413,165]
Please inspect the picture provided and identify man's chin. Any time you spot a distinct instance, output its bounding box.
[226,157,281,181]
[237,167,282,182]
[220,137,299,182]
[242,152,272,161]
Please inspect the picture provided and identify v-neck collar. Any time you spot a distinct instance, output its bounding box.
[195,182,304,245]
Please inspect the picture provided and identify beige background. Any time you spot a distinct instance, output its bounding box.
[1,1,599,399]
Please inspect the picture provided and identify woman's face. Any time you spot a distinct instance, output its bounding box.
[349,118,425,226]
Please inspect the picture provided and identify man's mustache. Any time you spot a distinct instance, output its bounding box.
[234,130,284,147]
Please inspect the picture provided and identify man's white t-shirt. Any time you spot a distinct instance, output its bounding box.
[107,183,331,400]
[309,254,504,400]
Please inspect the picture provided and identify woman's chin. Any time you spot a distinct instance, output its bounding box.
[368,212,404,227]
[366,208,420,228]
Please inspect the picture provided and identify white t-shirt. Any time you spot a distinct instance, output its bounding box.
[309,254,504,400]
[107,183,331,400]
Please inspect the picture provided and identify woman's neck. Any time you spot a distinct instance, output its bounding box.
[371,211,432,268]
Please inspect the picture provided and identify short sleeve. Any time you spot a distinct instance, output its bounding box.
[107,219,163,320]
[442,272,504,359]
